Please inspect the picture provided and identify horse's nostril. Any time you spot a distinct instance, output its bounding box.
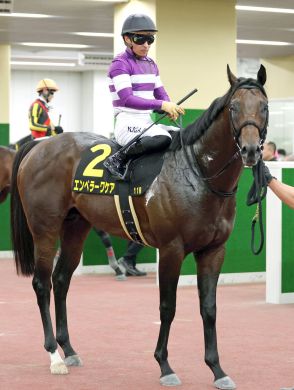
[256,145,261,153]
[241,146,247,154]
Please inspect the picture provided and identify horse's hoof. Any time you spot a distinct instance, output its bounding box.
[116,274,127,281]
[214,376,236,390]
[50,361,69,374]
[160,373,182,386]
[64,354,83,366]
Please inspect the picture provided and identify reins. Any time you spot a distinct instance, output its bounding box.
[179,125,240,197]
[119,88,198,154]
[178,115,240,198]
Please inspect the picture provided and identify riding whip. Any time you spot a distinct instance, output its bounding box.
[119,88,198,153]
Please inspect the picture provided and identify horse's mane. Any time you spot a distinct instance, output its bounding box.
[169,77,267,151]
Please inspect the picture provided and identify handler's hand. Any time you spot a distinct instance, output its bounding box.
[161,101,185,121]
[262,161,276,185]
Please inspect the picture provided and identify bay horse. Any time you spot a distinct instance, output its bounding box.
[0,143,124,278]
[10,65,268,389]
[0,146,16,203]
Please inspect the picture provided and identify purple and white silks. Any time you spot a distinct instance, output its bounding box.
[108,48,176,146]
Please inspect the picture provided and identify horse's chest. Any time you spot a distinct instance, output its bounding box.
[181,198,235,250]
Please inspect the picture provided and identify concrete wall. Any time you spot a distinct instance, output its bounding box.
[156,0,236,109]
[262,55,294,99]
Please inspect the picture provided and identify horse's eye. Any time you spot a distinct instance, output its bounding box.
[229,104,237,112]
[229,101,240,113]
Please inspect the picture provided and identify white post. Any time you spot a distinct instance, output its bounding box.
[266,163,282,303]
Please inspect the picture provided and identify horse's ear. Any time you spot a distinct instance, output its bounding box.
[227,64,238,86]
[257,64,266,85]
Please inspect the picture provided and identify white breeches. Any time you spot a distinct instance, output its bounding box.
[114,112,178,146]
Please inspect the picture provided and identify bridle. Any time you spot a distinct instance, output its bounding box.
[229,84,269,149]
[179,81,268,198]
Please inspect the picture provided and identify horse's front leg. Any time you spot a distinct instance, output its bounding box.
[154,246,183,386]
[196,246,236,390]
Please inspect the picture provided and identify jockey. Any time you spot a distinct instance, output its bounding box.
[103,13,185,179]
[29,78,63,139]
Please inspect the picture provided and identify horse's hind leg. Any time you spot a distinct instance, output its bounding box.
[196,246,236,390]
[53,215,91,367]
[32,236,68,374]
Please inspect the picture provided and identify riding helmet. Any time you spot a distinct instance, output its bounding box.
[36,78,59,92]
[121,14,157,35]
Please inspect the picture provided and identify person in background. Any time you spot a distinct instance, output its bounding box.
[262,141,277,161]
[93,230,146,278]
[93,229,126,281]
[118,240,147,276]
[9,134,33,150]
[103,13,184,179]
[29,78,63,139]
[277,148,287,161]
[285,154,294,161]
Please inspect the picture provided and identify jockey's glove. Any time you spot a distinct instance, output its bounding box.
[54,126,63,134]
[161,101,185,121]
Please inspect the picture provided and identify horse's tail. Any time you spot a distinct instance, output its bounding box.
[10,141,38,276]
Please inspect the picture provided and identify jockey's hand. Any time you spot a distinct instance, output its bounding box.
[54,126,63,134]
[161,101,185,121]
[46,127,52,136]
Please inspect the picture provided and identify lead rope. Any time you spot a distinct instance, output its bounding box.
[246,159,267,255]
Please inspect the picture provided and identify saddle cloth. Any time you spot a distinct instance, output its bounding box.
[72,139,164,197]
[72,139,165,245]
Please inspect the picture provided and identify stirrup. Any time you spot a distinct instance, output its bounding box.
[103,160,132,181]
[103,160,125,179]
[113,160,132,181]
[103,157,130,180]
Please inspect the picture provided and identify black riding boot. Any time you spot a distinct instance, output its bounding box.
[103,151,128,179]
[118,241,147,276]
[103,135,171,180]
[125,135,171,156]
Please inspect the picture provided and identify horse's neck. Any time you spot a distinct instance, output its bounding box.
[9,149,16,160]
[5,148,16,161]
[1,148,16,169]
[192,112,243,189]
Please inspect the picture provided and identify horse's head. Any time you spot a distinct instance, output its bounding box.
[227,65,268,167]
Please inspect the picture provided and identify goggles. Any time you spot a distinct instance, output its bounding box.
[48,89,55,95]
[130,34,155,45]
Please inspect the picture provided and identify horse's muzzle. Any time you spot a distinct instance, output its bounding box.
[240,143,262,166]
